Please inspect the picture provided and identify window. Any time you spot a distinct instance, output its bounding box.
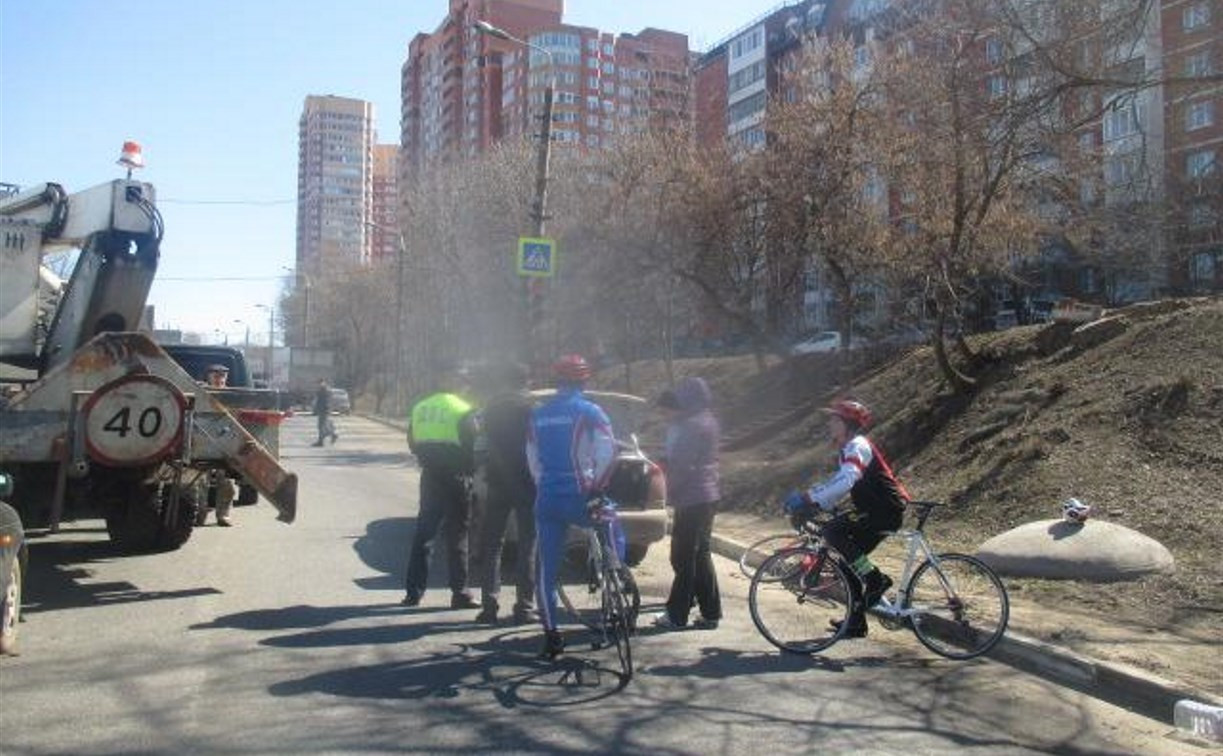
[1189,202,1216,227]
[588,76,599,89]
[985,37,1004,65]
[1078,130,1096,152]
[1103,97,1145,140]
[1186,100,1214,131]
[987,74,1008,99]
[602,61,615,74]
[727,91,766,123]
[854,45,871,68]
[602,43,614,56]
[1185,51,1213,77]
[587,56,599,69]
[1183,2,1210,30]
[1188,150,1217,178]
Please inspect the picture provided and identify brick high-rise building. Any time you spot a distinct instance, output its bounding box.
[371,144,400,264]
[399,0,692,191]
[400,0,564,181]
[296,95,376,275]
[1161,0,1221,292]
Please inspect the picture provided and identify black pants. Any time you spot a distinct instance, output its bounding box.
[821,507,902,621]
[478,483,536,613]
[404,468,472,599]
[665,501,721,625]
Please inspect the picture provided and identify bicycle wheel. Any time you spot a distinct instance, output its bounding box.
[748,547,854,654]
[605,566,634,679]
[906,553,1010,660]
[738,533,804,579]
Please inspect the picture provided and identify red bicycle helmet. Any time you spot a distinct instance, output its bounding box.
[552,354,592,382]
[825,399,873,430]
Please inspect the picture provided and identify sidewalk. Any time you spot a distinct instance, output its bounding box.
[712,510,1222,727]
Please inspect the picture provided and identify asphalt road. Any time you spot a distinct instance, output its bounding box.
[0,415,1193,755]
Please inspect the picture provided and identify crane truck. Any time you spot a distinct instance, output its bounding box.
[0,166,297,553]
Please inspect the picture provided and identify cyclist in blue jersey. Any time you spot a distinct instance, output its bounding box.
[526,354,618,660]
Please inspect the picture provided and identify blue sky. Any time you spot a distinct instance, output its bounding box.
[1,1,762,342]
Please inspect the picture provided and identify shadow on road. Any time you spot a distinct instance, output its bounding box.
[266,625,630,705]
[23,536,221,614]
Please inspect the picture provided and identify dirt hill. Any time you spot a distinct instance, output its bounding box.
[593,296,1222,671]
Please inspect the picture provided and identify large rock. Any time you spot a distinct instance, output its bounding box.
[977,519,1175,582]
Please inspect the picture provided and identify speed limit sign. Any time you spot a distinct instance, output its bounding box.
[82,374,187,466]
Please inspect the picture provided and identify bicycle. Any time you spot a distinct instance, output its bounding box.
[748,501,1010,659]
[556,496,640,679]
[738,530,807,579]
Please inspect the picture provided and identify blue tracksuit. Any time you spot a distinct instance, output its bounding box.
[526,385,616,631]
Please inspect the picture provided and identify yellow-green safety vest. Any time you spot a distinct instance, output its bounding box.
[410,392,472,446]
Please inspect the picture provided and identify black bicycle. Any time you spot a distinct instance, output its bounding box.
[556,496,639,679]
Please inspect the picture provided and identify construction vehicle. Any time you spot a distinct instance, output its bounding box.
[0,147,297,552]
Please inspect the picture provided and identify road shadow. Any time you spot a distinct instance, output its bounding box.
[189,601,407,632]
[23,536,220,613]
[267,625,630,705]
[351,516,493,595]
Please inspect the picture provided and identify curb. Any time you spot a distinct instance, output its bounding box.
[710,530,1222,726]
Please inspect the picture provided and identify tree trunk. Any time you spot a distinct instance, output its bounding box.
[933,304,976,393]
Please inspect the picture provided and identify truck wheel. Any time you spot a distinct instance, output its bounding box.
[105,488,162,553]
[153,484,198,552]
[105,482,197,553]
[235,483,259,507]
[0,545,24,655]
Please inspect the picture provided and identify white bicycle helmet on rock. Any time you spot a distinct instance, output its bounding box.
[1061,498,1092,524]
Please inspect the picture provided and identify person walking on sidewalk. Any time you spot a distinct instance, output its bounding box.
[783,399,910,638]
[402,367,480,609]
[312,380,338,446]
[473,361,538,626]
[652,377,722,631]
[527,354,618,660]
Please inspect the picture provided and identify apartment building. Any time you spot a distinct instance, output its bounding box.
[296,95,376,275]
[371,144,400,263]
[400,0,692,189]
[1161,0,1221,292]
[400,0,563,181]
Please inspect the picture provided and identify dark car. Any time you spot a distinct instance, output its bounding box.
[158,343,254,387]
[1,472,26,656]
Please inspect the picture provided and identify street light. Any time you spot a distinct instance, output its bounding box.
[364,220,407,410]
[282,266,311,347]
[472,19,555,369]
[233,319,251,349]
[255,304,274,386]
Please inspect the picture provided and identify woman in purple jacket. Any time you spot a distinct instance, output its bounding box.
[653,376,722,630]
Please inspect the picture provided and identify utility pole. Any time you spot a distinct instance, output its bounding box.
[473,20,554,374]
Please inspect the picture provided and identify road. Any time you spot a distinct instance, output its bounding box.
[0,415,1191,755]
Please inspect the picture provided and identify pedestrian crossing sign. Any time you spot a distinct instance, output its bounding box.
[517,237,557,278]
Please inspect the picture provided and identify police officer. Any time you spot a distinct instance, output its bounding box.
[402,367,480,609]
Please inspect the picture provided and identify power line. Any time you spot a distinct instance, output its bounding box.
[157,275,290,281]
[159,197,295,205]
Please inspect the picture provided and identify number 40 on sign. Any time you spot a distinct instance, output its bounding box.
[517,237,557,278]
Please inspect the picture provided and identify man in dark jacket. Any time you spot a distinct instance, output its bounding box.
[403,369,480,609]
[312,380,337,446]
[653,376,722,630]
[473,362,538,625]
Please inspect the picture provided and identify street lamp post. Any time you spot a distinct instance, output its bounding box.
[364,220,407,410]
[255,304,274,386]
[233,319,250,349]
[283,266,311,347]
[473,20,554,369]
